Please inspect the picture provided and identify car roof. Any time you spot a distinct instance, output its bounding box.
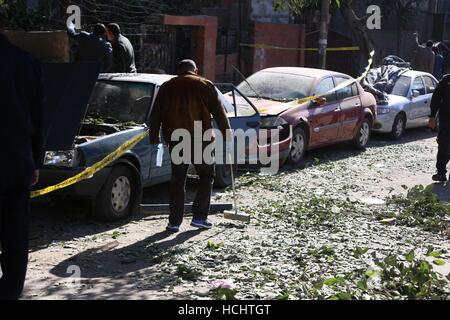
[98,73,176,86]
[400,70,435,78]
[256,67,353,79]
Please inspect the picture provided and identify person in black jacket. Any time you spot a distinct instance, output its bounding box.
[67,22,113,72]
[0,12,44,300]
[429,74,450,182]
[106,23,137,73]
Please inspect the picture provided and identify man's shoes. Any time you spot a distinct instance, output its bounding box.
[432,174,448,182]
[191,219,213,230]
[166,224,180,233]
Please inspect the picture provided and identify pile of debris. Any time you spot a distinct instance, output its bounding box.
[360,56,412,104]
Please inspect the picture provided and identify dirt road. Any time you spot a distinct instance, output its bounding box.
[20,128,450,300]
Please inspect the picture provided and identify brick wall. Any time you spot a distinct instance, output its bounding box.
[242,22,305,76]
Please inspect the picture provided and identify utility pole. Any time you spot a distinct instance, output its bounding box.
[318,0,330,69]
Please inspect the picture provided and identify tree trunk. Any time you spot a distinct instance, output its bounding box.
[339,3,375,72]
[319,0,330,69]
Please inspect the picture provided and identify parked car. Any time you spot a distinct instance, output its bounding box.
[36,64,261,222]
[236,67,377,165]
[371,71,438,139]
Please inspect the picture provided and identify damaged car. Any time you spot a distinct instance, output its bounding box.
[36,64,261,222]
[361,56,439,139]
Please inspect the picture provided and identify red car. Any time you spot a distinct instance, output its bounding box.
[236,67,377,166]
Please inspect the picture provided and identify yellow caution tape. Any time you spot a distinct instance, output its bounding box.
[31,51,375,198]
[240,43,360,52]
[31,130,149,199]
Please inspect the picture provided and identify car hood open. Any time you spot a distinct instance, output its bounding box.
[42,63,100,151]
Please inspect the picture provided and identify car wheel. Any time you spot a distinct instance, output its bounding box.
[353,119,371,150]
[93,164,142,222]
[390,114,406,140]
[288,127,307,165]
[214,164,236,188]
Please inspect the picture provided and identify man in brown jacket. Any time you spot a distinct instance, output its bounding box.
[149,60,231,232]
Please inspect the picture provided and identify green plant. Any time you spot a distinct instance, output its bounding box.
[380,185,450,235]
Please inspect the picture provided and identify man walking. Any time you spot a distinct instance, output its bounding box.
[429,74,450,182]
[413,33,435,74]
[0,11,44,300]
[67,22,113,72]
[106,23,137,73]
[149,60,231,233]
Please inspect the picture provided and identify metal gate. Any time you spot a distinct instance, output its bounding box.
[123,23,177,74]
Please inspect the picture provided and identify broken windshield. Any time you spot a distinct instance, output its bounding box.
[86,80,155,125]
[237,71,315,102]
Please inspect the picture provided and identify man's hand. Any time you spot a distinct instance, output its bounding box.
[429,117,437,130]
[31,170,39,186]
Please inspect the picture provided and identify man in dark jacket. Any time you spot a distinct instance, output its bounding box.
[67,22,113,72]
[0,12,44,300]
[106,23,137,73]
[429,74,450,182]
[149,60,231,233]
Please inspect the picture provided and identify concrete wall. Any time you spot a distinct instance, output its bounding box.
[4,31,70,62]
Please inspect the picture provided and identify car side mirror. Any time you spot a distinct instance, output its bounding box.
[411,90,420,99]
[312,97,327,107]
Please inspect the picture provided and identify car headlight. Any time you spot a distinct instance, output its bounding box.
[44,150,78,168]
[260,116,288,129]
[377,107,391,115]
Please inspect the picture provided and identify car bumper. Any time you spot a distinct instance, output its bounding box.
[372,112,396,133]
[33,167,112,199]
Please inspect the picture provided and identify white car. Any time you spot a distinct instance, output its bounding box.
[372,71,438,139]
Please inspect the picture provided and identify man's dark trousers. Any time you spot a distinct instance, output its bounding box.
[437,125,450,176]
[0,184,31,300]
[169,144,215,226]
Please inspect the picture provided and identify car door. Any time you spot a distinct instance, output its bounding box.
[407,76,429,127]
[335,76,362,141]
[309,77,341,146]
[147,85,172,184]
[216,85,261,165]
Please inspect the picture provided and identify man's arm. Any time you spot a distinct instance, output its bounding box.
[30,57,45,181]
[104,42,113,72]
[430,79,446,118]
[205,82,231,138]
[149,88,164,145]
[67,23,89,42]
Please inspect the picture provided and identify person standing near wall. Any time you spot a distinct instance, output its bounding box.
[67,22,113,73]
[106,23,137,74]
[412,33,435,74]
[432,46,445,81]
[0,10,44,300]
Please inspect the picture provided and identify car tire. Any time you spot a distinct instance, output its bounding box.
[390,114,406,140]
[92,163,142,222]
[287,127,307,166]
[214,164,236,188]
[353,119,371,150]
